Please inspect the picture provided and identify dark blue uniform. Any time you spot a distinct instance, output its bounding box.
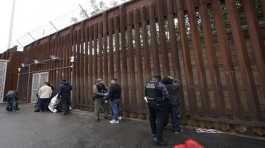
[58,80,72,115]
[144,79,169,145]
[163,78,182,133]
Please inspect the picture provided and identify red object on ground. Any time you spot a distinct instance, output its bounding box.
[174,139,204,148]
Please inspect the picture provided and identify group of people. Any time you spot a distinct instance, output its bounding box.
[93,78,122,124]
[144,75,181,146]
[3,75,181,146]
[34,80,72,115]
[91,75,181,146]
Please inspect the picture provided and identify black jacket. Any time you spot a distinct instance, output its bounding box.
[162,78,180,105]
[105,83,121,101]
[59,81,72,98]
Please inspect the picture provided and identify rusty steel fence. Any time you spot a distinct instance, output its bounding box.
[18,0,265,136]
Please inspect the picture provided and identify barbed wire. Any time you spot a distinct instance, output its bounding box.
[14,0,130,50]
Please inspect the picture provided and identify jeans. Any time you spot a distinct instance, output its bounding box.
[6,97,16,111]
[111,99,121,120]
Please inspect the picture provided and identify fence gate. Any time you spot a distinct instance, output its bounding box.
[0,60,8,103]
[31,72,49,103]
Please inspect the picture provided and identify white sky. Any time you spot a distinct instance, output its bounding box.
[0,0,122,53]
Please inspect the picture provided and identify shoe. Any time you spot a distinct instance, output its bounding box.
[153,139,168,146]
[174,129,183,134]
[155,140,168,146]
[34,109,40,112]
[63,111,69,115]
[110,120,119,124]
[152,136,158,142]
[118,116,122,120]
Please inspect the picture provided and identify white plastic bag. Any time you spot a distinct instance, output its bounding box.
[48,94,59,113]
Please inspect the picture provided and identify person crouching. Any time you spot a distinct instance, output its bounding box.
[4,90,19,112]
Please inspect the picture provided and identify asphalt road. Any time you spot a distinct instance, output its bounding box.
[0,104,264,148]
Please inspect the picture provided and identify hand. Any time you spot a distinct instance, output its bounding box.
[104,100,108,103]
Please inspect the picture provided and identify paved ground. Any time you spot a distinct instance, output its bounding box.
[0,104,265,148]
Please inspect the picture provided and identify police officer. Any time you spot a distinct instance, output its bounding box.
[162,76,182,134]
[144,75,169,146]
[58,80,72,115]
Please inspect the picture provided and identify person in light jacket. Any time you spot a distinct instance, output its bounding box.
[37,82,53,112]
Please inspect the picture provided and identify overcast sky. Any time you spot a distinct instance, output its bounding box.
[0,0,122,53]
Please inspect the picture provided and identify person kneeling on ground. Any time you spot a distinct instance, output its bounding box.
[105,79,122,124]
[4,90,19,112]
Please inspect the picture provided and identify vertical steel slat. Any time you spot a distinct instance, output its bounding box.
[94,23,99,83]
[84,25,89,106]
[80,23,85,105]
[166,0,181,79]
[140,6,151,81]
[127,11,136,115]
[75,30,80,105]
[88,25,93,106]
[242,0,265,104]
[156,0,170,76]
[120,5,129,115]
[149,3,161,75]
[98,22,103,79]
[114,16,121,81]
[108,17,114,81]
[103,13,109,83]
[133,8,144,115]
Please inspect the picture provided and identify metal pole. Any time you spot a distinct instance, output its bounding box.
[26,65,31,103]
[7,0,17,49]
[16,71,20,91]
